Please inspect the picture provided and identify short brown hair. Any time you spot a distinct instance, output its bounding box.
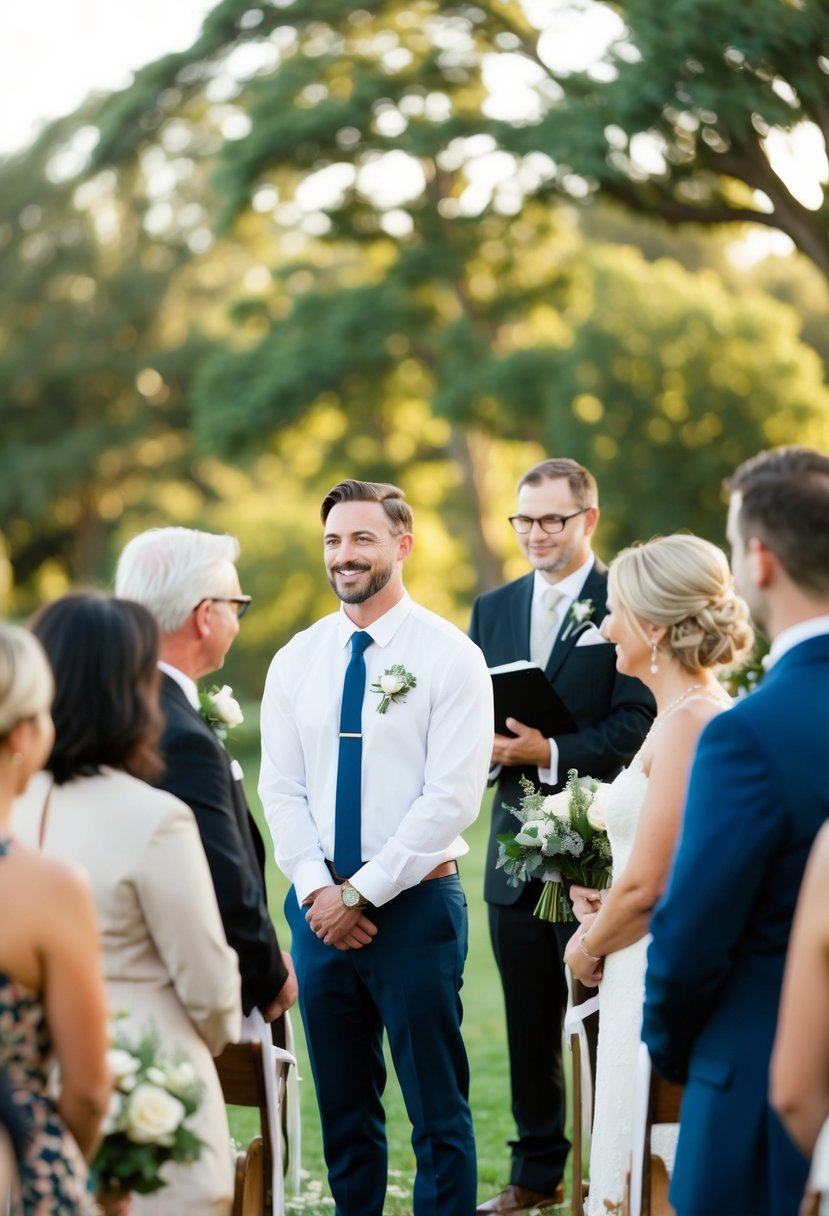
[519,458,598,510]
[30,593,165,785]
[726,447,829,596]
[320,480,413,535]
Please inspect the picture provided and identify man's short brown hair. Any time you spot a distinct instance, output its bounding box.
[518,458,598,510]
[320,480,413,535]
[726,446,829,596]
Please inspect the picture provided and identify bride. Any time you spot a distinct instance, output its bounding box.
[563,533,753,1215]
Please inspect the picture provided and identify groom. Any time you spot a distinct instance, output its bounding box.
[643,446,829,1216]
[470,458,654,1214]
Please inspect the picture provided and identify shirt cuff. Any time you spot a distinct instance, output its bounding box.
[537,738,558,787]
[293,859,336,907]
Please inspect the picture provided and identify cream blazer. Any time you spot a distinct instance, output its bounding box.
[14,768,242,1216]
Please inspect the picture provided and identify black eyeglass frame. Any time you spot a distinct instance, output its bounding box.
[194,596,252,620]
[508,508,591,536]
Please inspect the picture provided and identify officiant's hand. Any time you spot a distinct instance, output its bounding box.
[304,886,378,951]
[492,719,552,767]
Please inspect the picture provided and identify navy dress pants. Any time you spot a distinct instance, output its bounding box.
[287,874,477,1216]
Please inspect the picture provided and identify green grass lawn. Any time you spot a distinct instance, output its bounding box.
[232,746,572,1215]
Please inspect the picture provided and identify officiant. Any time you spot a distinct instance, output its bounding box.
[469,457,654,1216]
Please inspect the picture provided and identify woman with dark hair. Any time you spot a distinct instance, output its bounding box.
[13,594,241,1216]
[0,621,110,1215]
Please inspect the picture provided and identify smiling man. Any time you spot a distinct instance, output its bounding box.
[259,479,493,1216]
[469,458,654,1215]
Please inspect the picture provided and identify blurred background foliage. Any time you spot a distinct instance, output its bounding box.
[1,0,828,696]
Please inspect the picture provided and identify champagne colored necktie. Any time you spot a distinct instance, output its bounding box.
[333,630,373,878]
[530,587,564,668]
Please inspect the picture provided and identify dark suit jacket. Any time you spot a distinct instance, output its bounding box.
[156,675,288,1016]
[643,635,829,1216]
[470,563,655,904]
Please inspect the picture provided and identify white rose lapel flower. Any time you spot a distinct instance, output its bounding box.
[560,597,596,642]
[199,684,243,744]
[370,664,417,714]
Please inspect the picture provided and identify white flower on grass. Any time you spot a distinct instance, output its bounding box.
[126,1084,186,1146]
[210,685,244,727]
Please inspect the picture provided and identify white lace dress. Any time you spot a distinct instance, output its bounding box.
[585,755,678,1215]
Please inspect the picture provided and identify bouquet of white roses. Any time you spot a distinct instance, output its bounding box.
[497,768,612,922]
[92,1028,204,1200]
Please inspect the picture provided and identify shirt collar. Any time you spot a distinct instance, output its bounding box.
[336,588,413,650]
[158,660,200,711]
[532,552,595,608]
[765,615,829,669]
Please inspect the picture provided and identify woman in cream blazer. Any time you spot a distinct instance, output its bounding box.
[14,594,241,1216]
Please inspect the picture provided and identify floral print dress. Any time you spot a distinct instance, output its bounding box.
[0,839,94,1215]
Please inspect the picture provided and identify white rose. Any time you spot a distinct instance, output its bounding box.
[145,1066,167,1087]
[107,1048,141,1085]
[586,793,607,832]
[541,791,570,818]
[165,1062,197,1096]
[380,673,406,695]
[211,685,244,727]
[126,1083,186,1146]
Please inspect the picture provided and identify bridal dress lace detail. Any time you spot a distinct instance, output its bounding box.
[585,756,678,1216]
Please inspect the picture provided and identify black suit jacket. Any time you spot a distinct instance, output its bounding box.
[470,564,655,904]
[156,675,288,1015]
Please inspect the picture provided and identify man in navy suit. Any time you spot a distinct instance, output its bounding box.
[116,527,296,1025]
[643,446,829,1216]
[470,458,654,1215]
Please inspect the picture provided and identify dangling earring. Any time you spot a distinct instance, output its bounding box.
[650,640,659,675]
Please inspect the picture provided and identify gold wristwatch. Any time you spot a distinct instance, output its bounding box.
[341,881,368,909]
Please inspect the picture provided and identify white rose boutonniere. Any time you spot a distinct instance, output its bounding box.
[199,684,243,743]
[370,664,416,714]
[560,597,596,641]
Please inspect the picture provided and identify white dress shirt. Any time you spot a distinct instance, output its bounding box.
[533,554,595,786]
[259,590,494,909]
[158,660,200,709]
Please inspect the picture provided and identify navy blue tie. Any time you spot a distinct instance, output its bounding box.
[333,630,373,878]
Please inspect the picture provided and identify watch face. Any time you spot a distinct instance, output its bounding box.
[342,885,360,908]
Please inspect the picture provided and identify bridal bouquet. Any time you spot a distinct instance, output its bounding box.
[92,1027,204,1200]
[497,768,612,922]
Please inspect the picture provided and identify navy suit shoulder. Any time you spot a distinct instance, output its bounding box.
[643,636,829,1216]
[156,676,287,1015]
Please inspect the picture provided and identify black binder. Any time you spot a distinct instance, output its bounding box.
[489,661,577,738]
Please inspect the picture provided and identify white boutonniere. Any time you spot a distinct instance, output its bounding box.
[198,684,244,743]
[560,597,595,642]
[370,665,416,714]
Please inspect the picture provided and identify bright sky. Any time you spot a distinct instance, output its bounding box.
[0,0,215,155]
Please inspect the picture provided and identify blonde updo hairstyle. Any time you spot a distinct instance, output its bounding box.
[608,534,754,674]
[0,623,53,741]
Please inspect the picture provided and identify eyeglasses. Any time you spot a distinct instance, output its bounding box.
[508,509,590,536]
[194,596,252,620]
